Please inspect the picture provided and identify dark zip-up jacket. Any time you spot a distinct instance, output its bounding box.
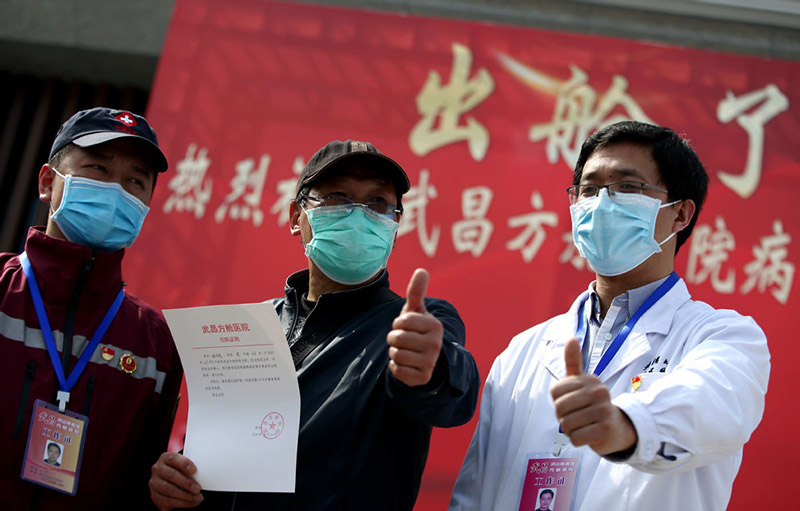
[201,269,480,510]
[0,227,182,510]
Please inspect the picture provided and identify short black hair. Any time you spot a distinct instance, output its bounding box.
[47,442,61,454]
[48,143,75,169]
[573,121,708,254]
[540,488,554,498]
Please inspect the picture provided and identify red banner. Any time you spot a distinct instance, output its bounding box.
[128,0,799,508]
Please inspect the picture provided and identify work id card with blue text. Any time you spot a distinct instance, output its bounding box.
[518,451,580,511]
[21,400,88,495]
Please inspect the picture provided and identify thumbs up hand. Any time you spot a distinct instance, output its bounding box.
[387,269,444,387]
[549,338,638,456]
[563,336,584,378]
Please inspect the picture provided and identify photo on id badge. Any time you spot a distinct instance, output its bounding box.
[21,399,88,495]
[518,451,580,511]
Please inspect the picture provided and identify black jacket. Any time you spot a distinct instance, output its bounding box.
[201,270,479,510]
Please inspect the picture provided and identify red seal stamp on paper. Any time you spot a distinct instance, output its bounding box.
[260,412,284,440]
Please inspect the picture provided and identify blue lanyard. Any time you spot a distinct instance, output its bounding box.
[555,272,680,453]
[576,272,680,377]
[19,251,124,401]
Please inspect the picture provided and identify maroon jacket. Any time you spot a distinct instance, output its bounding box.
[0,228,182,510]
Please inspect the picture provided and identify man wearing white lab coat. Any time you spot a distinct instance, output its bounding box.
[450,121,770,511]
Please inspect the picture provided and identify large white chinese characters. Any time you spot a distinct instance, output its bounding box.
[686,216,794,304]
[163,144,213,219]
[716,84,789,199]
[409,43,494,161]
[214,154,270,226]
[498,54,655,169]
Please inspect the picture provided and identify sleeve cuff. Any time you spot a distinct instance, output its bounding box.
[388,350,449,395]
[610,392,660,465]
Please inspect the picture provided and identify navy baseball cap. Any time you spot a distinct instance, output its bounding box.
[295,140,410,199]
[49,107,168,172]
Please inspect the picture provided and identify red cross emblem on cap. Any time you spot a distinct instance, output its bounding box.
[114,112,137,126]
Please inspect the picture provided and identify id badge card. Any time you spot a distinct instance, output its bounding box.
[21,399,88,495]
[518,450,581,511]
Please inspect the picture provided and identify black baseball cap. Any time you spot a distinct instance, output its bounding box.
[49,107,168,173]
[295,140,410,199]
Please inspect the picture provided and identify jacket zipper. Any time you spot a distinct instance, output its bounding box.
[82,375,96,415]
[60,256,95,376]
[13,360,36,440]
[287,290,301,343]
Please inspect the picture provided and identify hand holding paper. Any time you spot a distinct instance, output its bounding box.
[149,452,203,510]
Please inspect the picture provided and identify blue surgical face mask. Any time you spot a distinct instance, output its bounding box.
[570,188,680,276]
[50,168,150,252]
[303,204,399,285]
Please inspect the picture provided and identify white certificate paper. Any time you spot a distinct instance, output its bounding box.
[163,302,300,492]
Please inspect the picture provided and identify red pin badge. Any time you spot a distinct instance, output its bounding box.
[101,346,115,361]
[119,353,137,374]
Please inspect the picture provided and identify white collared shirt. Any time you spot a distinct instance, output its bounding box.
[582,276,668,373]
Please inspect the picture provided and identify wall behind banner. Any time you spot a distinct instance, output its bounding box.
[124,0,798,508]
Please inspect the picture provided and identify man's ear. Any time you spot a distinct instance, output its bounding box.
[673,199,696,233]
[38,164,56,202]
[289,201,302,236]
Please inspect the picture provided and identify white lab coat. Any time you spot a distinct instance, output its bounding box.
[450,278,769,511]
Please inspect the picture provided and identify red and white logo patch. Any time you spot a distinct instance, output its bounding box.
[114,112,137,126]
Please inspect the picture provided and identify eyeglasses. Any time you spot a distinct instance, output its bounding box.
[300,193,403,219]
[566,181,669,205]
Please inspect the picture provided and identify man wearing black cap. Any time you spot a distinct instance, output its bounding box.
[149,140,480,511]
[0,107,182,510]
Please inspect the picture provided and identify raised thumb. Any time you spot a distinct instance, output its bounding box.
[564,337,584,377]
[403,268,429,313]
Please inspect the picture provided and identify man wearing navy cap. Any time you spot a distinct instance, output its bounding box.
[149,140,480,511]
[0,107,182,510]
